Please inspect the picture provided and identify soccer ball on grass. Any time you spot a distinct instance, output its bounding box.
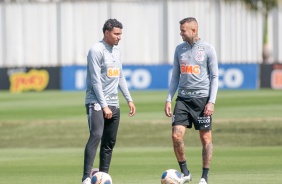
[91,171,112,184]
[161,169,183,184]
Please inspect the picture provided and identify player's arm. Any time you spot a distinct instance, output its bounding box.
[88,48,108,108]
[118,66,135,117]
[165,102,172,117]
[88,48,112,119]
[207,45,218,104]
[165,49,180,117]
[204,45,218,116]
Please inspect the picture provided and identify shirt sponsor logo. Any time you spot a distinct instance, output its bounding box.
[107,68,120,77]
[180,64,200,74]
[180,90,200,96]
[105,94,118,101]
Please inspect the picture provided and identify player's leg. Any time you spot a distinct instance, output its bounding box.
[99,106,120,173]
[190,97,211,184]
[199,129,213,184]
[172,124,193,184]
[172,125,187,163]
[172,125,192,182]
[172,98,192,183]
[82,103,104,182]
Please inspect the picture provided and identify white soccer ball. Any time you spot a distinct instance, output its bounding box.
[90,168,99,179]
[91,171,113,184]
[161,169,183,184]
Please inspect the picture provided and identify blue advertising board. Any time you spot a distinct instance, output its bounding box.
[218,64,258,89]
[61,66,87,90]
[61,64,258,91]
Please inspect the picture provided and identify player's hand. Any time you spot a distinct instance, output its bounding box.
[103,106,112,119]
[204,102,214,116]
[128,101,136,117]
[165,101,172,117]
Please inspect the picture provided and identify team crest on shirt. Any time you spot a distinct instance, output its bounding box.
[112,48,120,62]
[195,51,205,62]
[103,49,112,64]
[104,56,111,64]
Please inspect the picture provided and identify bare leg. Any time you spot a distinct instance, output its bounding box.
[172,125,186,161]
[172,125,192,183]
[199,130,213,182]
[199,130,213,168]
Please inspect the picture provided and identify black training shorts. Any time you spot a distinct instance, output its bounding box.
[172,96,212,130]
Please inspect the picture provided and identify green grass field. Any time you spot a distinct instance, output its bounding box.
[0,90,282,183]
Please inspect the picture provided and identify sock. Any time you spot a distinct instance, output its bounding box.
[201,167,209,182]
[178,160,189,176]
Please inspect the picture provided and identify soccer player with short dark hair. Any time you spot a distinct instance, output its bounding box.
[82,18,136,184]
[164,17,218,184]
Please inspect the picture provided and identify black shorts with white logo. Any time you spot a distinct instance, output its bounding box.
[172,96,212,130]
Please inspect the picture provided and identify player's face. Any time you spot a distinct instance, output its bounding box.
[104,27,122,46]
[180,22,195,43]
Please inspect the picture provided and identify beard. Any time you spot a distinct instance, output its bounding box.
[114,40,120,45]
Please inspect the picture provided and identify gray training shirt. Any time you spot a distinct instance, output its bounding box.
[166,39,218,104]
[85,40,132,108]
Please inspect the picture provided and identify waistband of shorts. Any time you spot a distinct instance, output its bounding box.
[86,103,118,107]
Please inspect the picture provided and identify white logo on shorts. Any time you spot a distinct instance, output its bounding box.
[197,116,210,124]
[172,115,175,123]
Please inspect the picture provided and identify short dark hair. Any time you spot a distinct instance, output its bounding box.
[180,17,197,25]
[102,19,123,33]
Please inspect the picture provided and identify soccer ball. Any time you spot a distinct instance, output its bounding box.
[90,168,99,178]
[161,169,183,184]
[91,171,112,184]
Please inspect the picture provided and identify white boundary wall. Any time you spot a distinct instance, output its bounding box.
[0,0,281,67]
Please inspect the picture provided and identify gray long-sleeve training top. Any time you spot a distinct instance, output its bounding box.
[85,40,132,107]
[166,39,218,104]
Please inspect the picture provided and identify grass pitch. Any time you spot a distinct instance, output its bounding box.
[0,147,281,184]
[0,89,282,183]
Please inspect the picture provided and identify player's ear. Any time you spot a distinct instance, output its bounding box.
[104,30,109,36]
